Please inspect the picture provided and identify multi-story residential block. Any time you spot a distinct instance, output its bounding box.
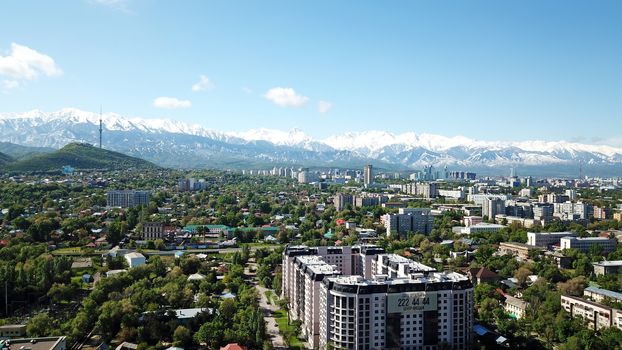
[561,295,622,331]
[467,194,510,206]
[438,189,464,201]
[481,198,505,220]
[319,273,473,350]
[593,260,622,276]
[560,236,617,254]
[416,182,438,199]
[384,208,435,237]
[142,221,164,240]
[283,245,474,350]
[106,190,150,208]
[526,231,577,247]
[584,286,622,304]
[334,193,354,211]
[593,206,611,220]
[532,203,554,222]
[614,211,622,223]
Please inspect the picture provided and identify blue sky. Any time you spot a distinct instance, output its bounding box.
[0,0,621,144]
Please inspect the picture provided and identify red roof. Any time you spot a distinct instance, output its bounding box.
[336,219,346,225]
[220,344,247,350]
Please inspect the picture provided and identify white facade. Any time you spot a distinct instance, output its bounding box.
[460,223,504,235]
[561,295,622,331]
[319,273,474,350]
[124,252,146,268]
[283,245,474,349]
[526,231,577,247]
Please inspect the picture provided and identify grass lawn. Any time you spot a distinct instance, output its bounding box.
[273,309,306,349]
[264,290,274,305]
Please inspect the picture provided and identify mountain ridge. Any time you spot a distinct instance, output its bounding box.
[4,142,158,172]
[1,108,621,175]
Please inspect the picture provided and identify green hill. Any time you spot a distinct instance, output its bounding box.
[0,142,54,160]
[0,151,13,165]
[4,143,159,172]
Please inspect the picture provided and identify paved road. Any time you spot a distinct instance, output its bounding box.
[246,262,288,350]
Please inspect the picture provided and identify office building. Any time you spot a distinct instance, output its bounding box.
[527,231,577,247]
[560,236,617,254]
[384,208,435,237]
[364,164,373,186]
[460,223,504,235]
[106,190,150,208]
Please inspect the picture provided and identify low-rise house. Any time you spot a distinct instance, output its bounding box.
[124,252,146,268]
[468,267,500,285]
[504,295,528,319]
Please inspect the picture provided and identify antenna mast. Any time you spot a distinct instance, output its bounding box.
[99,106,103,149]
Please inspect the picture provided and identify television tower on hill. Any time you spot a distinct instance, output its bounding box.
[99,106,103,149]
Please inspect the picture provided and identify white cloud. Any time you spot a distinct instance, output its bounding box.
[318,100,333,114]
[2,80,19,92]
[90,0,131,12]
[191,75,212,92]
[0,43,62,81]
[153,97,192,109]
[264,87,309,107]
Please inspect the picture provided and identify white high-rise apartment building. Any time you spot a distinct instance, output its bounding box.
[364,164,373,186]
[283,245,474,350]
[319,273,473,350]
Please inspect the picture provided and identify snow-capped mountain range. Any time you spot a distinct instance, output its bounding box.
[1,108,621,175]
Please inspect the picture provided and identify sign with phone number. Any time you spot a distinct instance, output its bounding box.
[387,292,437,313]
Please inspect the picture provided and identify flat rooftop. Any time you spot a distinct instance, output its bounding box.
[327,271,469,286]
[528,231,575,236]
[3,337,66,350]
[593,260,622,267]
[585,286,622,300]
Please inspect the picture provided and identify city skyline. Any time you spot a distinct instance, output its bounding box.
[1,1,621,146]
